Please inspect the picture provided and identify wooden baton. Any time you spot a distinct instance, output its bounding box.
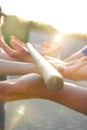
[26,43,64,91]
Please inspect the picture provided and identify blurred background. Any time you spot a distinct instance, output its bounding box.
[0,0,87,130]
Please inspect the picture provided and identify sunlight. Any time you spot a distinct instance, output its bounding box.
[16,105,25,115]
[0,0,87,34]
[54,33,63,42]
[8,105,26,130]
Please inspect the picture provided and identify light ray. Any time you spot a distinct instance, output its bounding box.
[8,105,26,130]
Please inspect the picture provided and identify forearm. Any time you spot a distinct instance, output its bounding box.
[0,59,38,75]
[0,74,87,115]
[46,55,87,81]
[65,46,87,62]
[65,51,84,62]
[54,82,87,115]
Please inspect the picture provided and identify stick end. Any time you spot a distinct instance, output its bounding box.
[46,76,64,91]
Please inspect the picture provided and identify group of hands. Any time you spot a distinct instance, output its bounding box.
[0,35,87,81]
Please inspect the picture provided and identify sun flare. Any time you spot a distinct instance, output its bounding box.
[54,33,63,42]
[0,0,87,34]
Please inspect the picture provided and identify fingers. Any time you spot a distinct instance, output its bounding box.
[15,37,25,46]
[64,57,87,74]
[10,36,23,51]
[0,36,14,55]
[10,35,28,52]
[10,35,25,45]
[44,43,62,55]
[41,42,49,48]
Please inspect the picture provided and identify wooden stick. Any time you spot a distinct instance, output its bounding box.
[26,43,64,91]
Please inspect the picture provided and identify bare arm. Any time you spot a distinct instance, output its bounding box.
[0,52,87,81]
[0,59,38,76]
[65,46,87,62]
[0,35,62,62]
[0,55,87,81]
[0,73,87,115]
[46,56,87,81]
[1,36,87,81]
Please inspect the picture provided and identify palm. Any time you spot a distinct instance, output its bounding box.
[0,36,62,62]
[46,56,87,77]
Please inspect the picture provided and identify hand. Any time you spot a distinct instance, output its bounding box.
[0,73,44,101]
[0,35,62,62]
[33,41,62,55]
[46,56,87,80]
[0,35,33,62]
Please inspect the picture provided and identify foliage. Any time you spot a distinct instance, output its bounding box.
[27,21,58,34]
[65,33,87,40]
[2,15,28,45]
[1,15,87,46]
[1,15,58,46]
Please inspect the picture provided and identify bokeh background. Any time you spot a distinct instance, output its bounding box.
[0,0,87,130]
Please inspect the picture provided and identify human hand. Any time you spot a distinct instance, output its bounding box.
[46,56,87,80]
[0,35,62,62]
[0,35,33,62]
[33,41,62,55]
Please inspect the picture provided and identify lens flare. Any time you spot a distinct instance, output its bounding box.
[16,105,25,115]
[54,33,63,42]
[8,105,26,130]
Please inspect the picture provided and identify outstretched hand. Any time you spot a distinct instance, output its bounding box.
[46,56,87,80]
[0,35,62,62]
[0,36,32,62]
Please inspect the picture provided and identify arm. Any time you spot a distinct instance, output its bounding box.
[65,46,87,62]
[1,36,87,81]
[0,73,87,115]
[0,35,62,62]
[45,45,87,81]
[0,59,38,76]
[0,56,87,81]
[46,56,87,81]
[63,46,87,80]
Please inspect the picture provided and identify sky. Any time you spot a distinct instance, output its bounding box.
[0,0,87,34]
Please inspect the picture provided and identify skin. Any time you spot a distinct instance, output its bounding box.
[0,35,62,62]
[65,46,86,62]
[0,73,87,115]
[0,57,87,81]
[0,36,87,80]
[0,36,87,115]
